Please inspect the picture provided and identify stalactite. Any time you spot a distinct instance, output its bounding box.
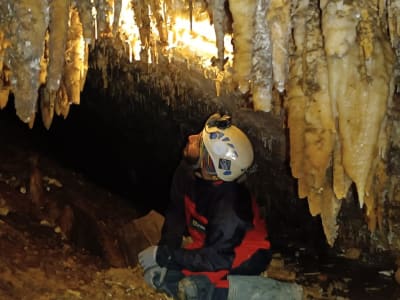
[39,32,53,129]
[389,3,400,97]
[228,0,256,94]
[94,0,113,36]
[39,31,49,86]
[252,0,272,112]
[0,31,10,109]
[113,0,123,36]
[303,0,337,220]
[332,140,352,200]
[42,0,70,129]
[75,0,95,43]
[132,0,151,62]
[267,0,290,93]
[388,0,400,49]
[208,0,226,70]
[63,8,85,105]
[55,82,70,118]
[95,47,109,88]
[5,0,49,124]
[286,0,308,193]
[322,1,394,213]
[149,0,168,45]
[320,184,341,246]
[47,0,70,92]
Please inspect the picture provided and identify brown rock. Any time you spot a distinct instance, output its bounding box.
[395,268,400,285]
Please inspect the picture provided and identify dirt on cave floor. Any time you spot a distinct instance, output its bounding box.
[1,111,400,300]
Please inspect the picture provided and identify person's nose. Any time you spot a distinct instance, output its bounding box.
[188,135,195,143]
[188,134,198,144]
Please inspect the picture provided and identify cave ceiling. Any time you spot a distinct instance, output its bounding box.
[0,0,400,249]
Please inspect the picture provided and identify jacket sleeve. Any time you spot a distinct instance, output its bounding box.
[158,161,189,248]
[157,188,250,272]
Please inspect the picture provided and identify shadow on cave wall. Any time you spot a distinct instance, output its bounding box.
[0,92,185,215]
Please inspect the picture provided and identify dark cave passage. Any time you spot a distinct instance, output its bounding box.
[0,90,329,254]
[0,93,185,215]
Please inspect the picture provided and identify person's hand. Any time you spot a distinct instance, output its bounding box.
[138,245,158,271]
[143,265,167,289]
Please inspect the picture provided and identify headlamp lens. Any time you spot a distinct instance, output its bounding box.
[206,113,232,130]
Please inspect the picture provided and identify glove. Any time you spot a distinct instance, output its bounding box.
[138,245,158,271]
[144,265,167,289]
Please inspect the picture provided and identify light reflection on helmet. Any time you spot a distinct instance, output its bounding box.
[200,113,254,181]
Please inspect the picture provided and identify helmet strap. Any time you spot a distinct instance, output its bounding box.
[200,143,217,177]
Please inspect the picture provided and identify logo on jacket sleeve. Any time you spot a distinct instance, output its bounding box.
[190,217,206,233]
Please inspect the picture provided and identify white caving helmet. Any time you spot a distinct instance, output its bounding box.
[200,113,254,181]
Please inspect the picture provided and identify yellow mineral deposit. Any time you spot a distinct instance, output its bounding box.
[285,0,396,245]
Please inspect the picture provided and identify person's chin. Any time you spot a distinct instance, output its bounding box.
[183,155,199,167]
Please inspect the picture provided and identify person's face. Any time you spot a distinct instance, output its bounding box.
[183,132,201,165]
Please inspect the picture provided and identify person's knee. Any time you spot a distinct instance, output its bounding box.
[177,275,215,300]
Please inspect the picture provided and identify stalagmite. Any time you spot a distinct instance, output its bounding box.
[63,8,85,105]
[228,0,256,94]
[267,0,290,93]
[252,0,273,112]
[6,0,49,124]
[42,0,70,129]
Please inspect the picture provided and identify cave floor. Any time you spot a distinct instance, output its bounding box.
[0,111,400,300]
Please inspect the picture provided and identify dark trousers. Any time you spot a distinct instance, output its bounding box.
[159,249,271,300]
[159,270,228,300]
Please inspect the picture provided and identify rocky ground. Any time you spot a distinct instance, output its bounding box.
[0,124,169,300]
[0,108,400,299]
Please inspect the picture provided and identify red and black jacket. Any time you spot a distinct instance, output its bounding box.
[156,160,270,287]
